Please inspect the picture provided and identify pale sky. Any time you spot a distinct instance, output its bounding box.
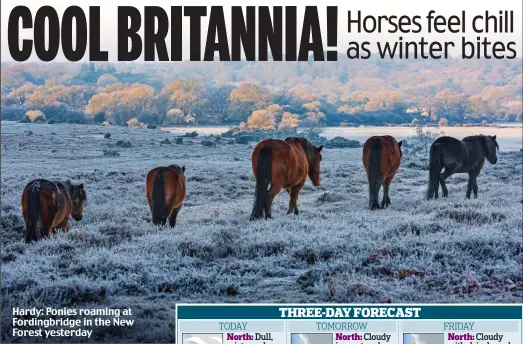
[1,0,522,62]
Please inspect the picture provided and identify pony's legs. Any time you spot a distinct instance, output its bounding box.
[367,173,382,210]
[41,212,54,237]
[468,167,481,199]
[466,180,472,199]
[57,218,69,233]
[381,184,388,208]
[381,175,394,208]
[169,206,181,227]
[287,181,305,215]
[439,169,453,197]
[466,173,475,199]
[265,184,282,219]
[146,194,153,217]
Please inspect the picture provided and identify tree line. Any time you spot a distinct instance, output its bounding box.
[1,57,521,129]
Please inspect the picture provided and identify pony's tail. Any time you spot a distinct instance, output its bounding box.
[151,169,167,225]
[250,147,272,221]
[427,142,442,199]
[25,184,42,243]
[368,138,382,210]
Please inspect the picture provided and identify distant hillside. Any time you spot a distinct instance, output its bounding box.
[1,57,521,127]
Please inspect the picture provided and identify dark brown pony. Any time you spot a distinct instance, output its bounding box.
[250,137,323,220]
[146,164,186,227]
[21,179,86,243]
[362,135,403,210]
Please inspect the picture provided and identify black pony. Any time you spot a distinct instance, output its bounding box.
[427,135,499,199]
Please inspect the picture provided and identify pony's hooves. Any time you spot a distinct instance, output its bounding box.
[250,212,266,221]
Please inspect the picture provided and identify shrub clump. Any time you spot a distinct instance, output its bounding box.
[184,131,198,138]
[1,106,27,121]
[103,149,120,157]
[201,140,216,147]
[316,192,344,203]
[115,140,132,148]
[325,137,361,148]
[235,136,252,144]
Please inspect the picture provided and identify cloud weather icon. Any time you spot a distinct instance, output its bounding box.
[182,334,223,344]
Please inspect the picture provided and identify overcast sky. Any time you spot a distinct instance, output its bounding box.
[1,0,521,62]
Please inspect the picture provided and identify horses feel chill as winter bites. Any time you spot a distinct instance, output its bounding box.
[21,179,86,243]
[146,165,186,227]
[427,135,499,199]
[362,136,403,210]
[250,137,323,220]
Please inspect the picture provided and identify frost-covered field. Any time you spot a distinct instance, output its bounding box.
[1,121,522,342]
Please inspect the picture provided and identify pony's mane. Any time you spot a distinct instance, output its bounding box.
[52,180,69,192]
[479,134,500,151]
[467,135,499,154]
[168,164,184,174]
[57,180,87,201]
[285,137,315,162]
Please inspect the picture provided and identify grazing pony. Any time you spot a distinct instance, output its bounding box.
[146,165,186,227]
[362,136,403,210]
[427,135,498,199]
[21,179,86,243]
[250,137,323,220]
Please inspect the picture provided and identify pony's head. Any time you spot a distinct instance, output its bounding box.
[168,164,185,175]
[483,135,499,164]
[309,144,324,186]
[291,137,323,186]
[65,181,87,221]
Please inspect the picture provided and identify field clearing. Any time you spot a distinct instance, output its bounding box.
[1,121,522,343]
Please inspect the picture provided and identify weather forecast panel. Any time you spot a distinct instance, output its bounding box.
[175,305,522,344]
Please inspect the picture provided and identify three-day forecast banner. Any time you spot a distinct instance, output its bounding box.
[176,304,522,344]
